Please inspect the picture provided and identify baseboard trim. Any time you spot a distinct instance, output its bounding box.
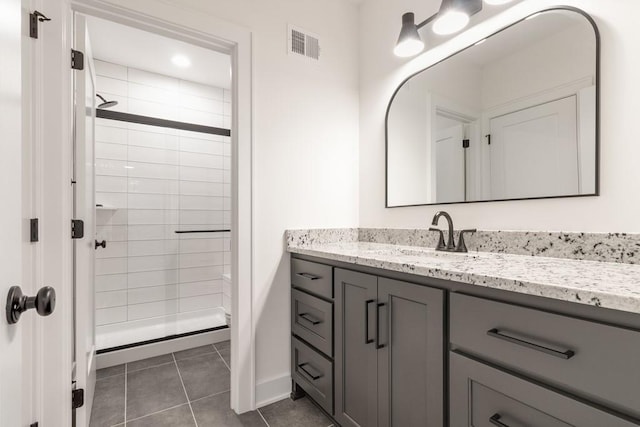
[96,328,230,369]
[255,374,292,408]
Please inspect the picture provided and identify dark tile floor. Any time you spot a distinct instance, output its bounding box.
[90,341,333,427]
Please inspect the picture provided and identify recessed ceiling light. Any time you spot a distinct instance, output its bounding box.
[171,55,191,68]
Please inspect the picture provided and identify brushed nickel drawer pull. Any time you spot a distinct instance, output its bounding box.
[487,328,575,360]
[299,312,321,325]
[296,272,320,280]
[298,362,322,380]
[489,414,510,427]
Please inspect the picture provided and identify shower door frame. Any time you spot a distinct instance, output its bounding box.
[44,0,256,419]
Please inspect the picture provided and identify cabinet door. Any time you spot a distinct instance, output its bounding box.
[450,352,638,427]
[377,278,444,427]
[335,269,379,427]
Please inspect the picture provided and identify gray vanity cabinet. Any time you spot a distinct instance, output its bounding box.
[449,352,638,427]
[377,278,444,427]
[335,269,444,427]
[335,269,379,427]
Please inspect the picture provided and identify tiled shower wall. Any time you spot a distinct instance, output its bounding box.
[93,59,231,347]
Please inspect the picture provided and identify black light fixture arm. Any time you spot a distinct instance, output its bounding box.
[416,13,439,30]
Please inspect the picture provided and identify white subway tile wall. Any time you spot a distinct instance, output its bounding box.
[94,59,231,349]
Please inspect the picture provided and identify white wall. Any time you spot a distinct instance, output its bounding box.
[101,0,360,404]
[93,60,232,349]
[360,0,640,232]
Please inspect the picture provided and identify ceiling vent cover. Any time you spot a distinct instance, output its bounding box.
[288,25,320,60]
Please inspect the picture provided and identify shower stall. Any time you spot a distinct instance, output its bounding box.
[92,57,232,351]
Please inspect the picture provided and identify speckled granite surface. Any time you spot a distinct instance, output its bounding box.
[285,228,640,314]
[287,240,640,314]
[356,229,640,264]
[286,228,358,247]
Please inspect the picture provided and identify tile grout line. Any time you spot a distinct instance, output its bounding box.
[96,348,222,382]
[213,344,230,371]
[187,388,231,405]
[172,352,199,427]
[257,408,271,427]
[122,402,189,424]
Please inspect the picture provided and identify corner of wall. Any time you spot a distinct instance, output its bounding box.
[255,374,292,408]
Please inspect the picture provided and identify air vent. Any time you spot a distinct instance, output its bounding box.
[288,25,320,61]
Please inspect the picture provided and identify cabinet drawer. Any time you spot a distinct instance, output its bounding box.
[292,337,334,415]
[450,293,640,418]
[291,258,333,299]
[292,289,333,357]
[450,352,637,427]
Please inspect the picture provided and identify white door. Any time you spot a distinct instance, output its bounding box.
[489,96,579,199]
[73,14,97,427]
[435,124,465,203]
[0,0,25,424]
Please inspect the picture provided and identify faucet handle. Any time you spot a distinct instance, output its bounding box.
[428,227,446,251]
[455,229,477,253]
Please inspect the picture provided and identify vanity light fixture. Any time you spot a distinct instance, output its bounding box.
[394,0,514,57]
[394,13,426,57]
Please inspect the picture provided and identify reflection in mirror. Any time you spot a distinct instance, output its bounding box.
[386,8,598,207]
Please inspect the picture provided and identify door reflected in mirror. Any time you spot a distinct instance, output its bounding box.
[386,8,598,207]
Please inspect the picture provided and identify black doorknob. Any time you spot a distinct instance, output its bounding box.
[95,240,107,249]
[5,286,56,324]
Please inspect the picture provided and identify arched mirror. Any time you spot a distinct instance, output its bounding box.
[386,7,599,207]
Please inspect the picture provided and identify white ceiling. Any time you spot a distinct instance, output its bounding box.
[86,16,231,89]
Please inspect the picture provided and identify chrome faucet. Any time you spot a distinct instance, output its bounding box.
[429,211,476,253]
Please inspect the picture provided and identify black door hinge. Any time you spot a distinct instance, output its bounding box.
[30,218,39,242]
[486,134,491,145]
[71,219,84,239]
[29,11,51,39]
[72,388,85,410]
[71,49,84,70]
[462,139,470,149]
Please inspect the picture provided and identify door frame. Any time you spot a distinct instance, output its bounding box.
[33,0,255,423]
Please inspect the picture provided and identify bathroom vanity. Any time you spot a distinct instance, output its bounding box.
[287,230,640,427]
[286,5,635,426]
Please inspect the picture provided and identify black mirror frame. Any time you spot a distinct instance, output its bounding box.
[384,6,600,208]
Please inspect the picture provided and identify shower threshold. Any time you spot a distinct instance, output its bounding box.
[97,307,229,353]
[97,324,228,354]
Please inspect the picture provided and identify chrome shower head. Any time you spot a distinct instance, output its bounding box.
[96,94,118,109]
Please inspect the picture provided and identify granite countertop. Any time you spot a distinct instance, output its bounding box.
[287,240,640,314]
